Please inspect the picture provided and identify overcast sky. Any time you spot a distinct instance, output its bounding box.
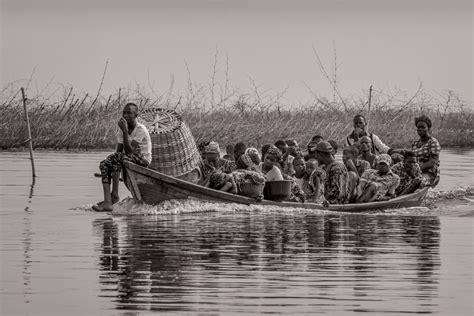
[1,0,472,105]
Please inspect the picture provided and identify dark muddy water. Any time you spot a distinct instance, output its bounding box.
[1,150,473,315]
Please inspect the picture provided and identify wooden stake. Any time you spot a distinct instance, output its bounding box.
[21,88,36,178]
[367,85,373,131]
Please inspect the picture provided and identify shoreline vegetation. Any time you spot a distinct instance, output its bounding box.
[1,65,473,151]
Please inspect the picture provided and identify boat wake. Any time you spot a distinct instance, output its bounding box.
[73,186,474,217]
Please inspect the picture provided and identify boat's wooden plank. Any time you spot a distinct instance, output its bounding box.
[124,161,428,212]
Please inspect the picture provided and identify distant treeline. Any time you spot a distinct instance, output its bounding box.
[1,81,473,150]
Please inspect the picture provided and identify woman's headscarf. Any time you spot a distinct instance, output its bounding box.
[239,147,261,171]
[203,141,221,154]
[265,145,282,160]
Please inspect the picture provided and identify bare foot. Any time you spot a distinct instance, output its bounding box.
[92,202,113,212]
[96,195,119,207]
[111,194,120,204]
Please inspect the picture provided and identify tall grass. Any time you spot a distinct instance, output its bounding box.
[1,75,473,150]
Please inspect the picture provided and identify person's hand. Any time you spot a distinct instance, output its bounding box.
[344,159,357,172]
[354,127,363,139]
[118,118,128,133]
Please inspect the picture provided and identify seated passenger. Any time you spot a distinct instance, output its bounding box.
[314,141,350,205]
[342,146,371,201]
[275,140,294,175]
[412,115,441,187]
[200,141,236,186]
[93,103,151,212]
[232,149,266,198]
[328,140,339,155]
[391,150,423,196]
[262,146,305,202]
[358,136,378,168]
[356,154,400,203]
[222,143,235,161]
[261,146,284,181]
[283,145,302,176]
[234,142,247,162]
[293,156,326,204]
[346,114,391,155]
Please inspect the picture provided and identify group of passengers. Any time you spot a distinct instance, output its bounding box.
[198,113,441,205]
[93,102,441,211]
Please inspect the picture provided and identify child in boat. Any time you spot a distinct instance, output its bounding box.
[93,103,152,212]
[358,136,378,168]
[328,140,339,155]
[222,144,235,161]
[342,146,371,201]
[356,154,400,203]
[233,142,247,162]
[391,150,423,196]
[293,156,326,203]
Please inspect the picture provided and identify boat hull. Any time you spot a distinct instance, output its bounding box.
[123,162,429,212]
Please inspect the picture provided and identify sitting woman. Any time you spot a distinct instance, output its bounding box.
[232,148,266,198]
[391,150,423,196]
[261,146,284,181]
[412,115,441,187]
[200,141,236,186]
[292,156,326,204]
[262,146,305,202]
[355,154,400,203]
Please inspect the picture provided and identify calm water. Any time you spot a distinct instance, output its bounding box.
[1,150,473,315]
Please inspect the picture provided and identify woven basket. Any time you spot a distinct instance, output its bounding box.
[140,108,201,177]
[238,182,265,198]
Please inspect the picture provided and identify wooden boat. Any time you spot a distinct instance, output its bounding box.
[123,161,429,212]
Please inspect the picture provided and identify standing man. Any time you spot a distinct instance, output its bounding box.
[345,114,391,155]
[93,103,152,212]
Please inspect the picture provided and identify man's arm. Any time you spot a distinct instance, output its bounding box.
[372,134,391,154]
[118,118,133,155]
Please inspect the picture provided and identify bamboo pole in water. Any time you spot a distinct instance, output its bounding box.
[367,85,373,131]
[21,88,36,178]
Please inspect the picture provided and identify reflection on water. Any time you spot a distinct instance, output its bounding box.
[1,150,473,315]
[95,214,441,314]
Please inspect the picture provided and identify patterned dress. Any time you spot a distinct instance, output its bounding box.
[283,174,306,203]
[355,159,371,176]
[201,158,236,179]
[360,169,400,201]
[323,161,350,204]
[412,136,441,185]
[293,167,327,203]
[391,162,423,195]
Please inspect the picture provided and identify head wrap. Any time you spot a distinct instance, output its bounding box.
[415,114,432,129]
[203,141,221,154]
[287,145,303,157]
[265,146,282,160]
[240,147,261,170]
[315,141,333,153]
[377,154,392,166]
[209,172,227,190]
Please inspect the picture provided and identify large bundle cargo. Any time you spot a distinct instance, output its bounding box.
[141,108,201,182]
